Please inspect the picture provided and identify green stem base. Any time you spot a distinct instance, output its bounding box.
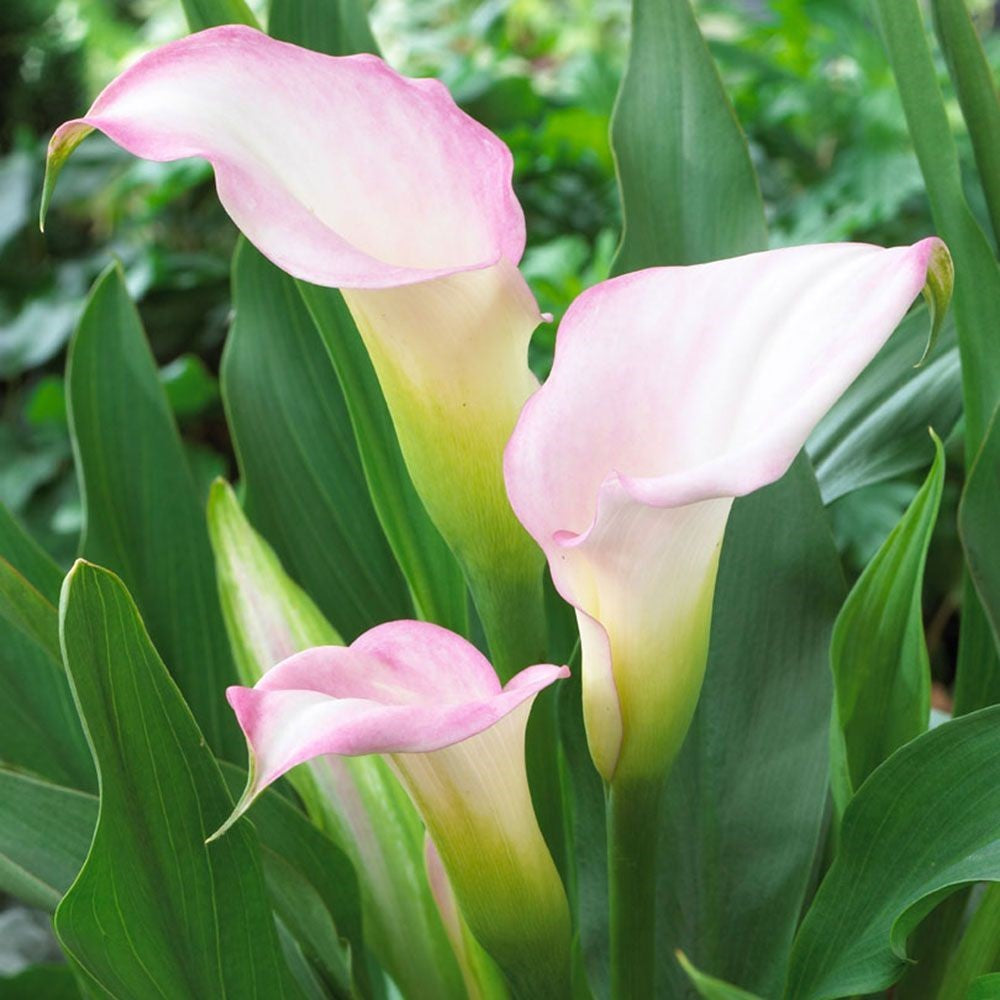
[607,778,664,1000]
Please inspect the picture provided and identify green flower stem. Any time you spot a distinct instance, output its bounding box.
[607,776,664,1000]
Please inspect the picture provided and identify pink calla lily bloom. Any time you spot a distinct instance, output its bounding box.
[219,620,571,998]
[504,238,952,787]
[44,26,546,663]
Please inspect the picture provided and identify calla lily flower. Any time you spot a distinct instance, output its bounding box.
[504,238,952,788]
[44,25,546,671]
[219,620,572,999]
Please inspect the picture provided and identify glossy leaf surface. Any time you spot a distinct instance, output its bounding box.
[960,402,1000,654]
[67,265,241,758]
[55,561,299,998]
[223,241,412,640]
[610,0,766,272]
[830,435,944,811]
[0,768,94,910]
[787,707,1000,999]
[658,456,844,996]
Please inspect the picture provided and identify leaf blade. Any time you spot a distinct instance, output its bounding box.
[610,0,766,273]
[55,560,299,999]
[66,264,241,758]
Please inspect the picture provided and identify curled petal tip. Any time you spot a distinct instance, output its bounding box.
[40,121,94,232]
[916,238,953,367]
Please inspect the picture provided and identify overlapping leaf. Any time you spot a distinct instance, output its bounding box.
[66,265,241,758]
[787,707,1000,999]
[658,457,845,997]
[55,560,300,998]
[610,0,766,273]
[830,434,944,813]
[223,242,412,641]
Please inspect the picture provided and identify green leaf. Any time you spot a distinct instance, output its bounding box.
[830,434,945,813]
[219,762,364,998]
[207,478,342,685]
[960,401,1000,655]
[969,973,1000,1000]
[0,553,60,662]
[223,241,412,640]
[206,475,465,999]
[873,0,1000,719]
[178,0,258,32]
[786,706,1000,999]
[268,0,378,56]
[930,0,1000,249]
[557,646,608,996]
[808,307,961,504]
[610,0,766,273]
[0,769,95,911]
[0,965,83,1000]
[0,625,94,791]
[658,455,845,996]
[55,560,300,999]
[66,265,240,759]
[677,953,764,1000]
[298,282,468,632]
[264,0,465,635]
[0,503,62,604]
[936,883,1000,1000]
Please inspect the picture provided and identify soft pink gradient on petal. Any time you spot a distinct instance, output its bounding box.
[506,238,943,599]
[504,238,946,781]
[226,620,568,794]
[50,25,524,288]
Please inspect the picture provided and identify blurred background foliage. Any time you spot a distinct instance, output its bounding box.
[1,0,995,687]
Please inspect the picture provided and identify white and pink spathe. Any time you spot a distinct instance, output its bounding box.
[504,238,951,787]
[220,620,572,992]
[47,25,546,604]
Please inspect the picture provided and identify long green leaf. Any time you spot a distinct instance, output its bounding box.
[298,283,468,634]
[937,883,1000,1000]
[0,626,93,791]
[223,241,412,640]
[67,265,241,758]
[872,0,1000,714]
[610,0,766,273]
[786,706,1000,999]
[266,0,466,635]
[179,0,258,32]
[0,555,60,662]
[55,560,300,999]
[970,973,1000,1000]
[0,768,95,910]
[556,647,607,995]
[218,762,364,999]
[0,503,62,603]
[959,401,1000,654]
[830,434,944,813]
[268,0,377,56]
[808,308,960,504]
[206,477,465,1000]
[658,455,845,996]
[207,478,342,685]
[930,0,1000,248]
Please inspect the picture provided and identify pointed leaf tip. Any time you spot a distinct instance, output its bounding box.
[917,238,954,366]
[40,122,94,232]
